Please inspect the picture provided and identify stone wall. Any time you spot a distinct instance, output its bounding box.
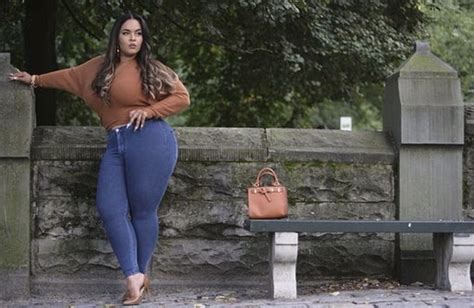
[463,103,474,217]
[31,126,396,287]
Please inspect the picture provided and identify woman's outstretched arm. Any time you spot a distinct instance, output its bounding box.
[8,56,103,99]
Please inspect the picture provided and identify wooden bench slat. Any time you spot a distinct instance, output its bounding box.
[244,220,474,233]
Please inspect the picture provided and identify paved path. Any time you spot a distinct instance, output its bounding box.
[1,285,474,307]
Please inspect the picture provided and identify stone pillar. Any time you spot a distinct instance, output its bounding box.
[0,53,35,299]
[383,42,464,283]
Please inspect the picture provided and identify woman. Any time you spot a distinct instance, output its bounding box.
[9,12,190,305]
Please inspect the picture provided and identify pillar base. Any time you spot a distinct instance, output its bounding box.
[0,268,30,300]
[398,250,436,285]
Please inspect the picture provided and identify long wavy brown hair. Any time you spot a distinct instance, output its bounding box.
[92,12,177,103]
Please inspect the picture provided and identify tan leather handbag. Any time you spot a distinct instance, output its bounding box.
[248,167,288,219]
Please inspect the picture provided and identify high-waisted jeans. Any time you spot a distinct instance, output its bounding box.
[96,119,178,277]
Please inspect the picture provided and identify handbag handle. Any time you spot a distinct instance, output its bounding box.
[253,167,282,187]
[255,167,277,183]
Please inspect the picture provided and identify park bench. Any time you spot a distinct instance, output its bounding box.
[244,219,474,299]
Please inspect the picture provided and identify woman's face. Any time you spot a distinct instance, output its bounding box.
[118,18,143,58]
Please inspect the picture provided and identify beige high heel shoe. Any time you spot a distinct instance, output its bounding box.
[122,275,150,305]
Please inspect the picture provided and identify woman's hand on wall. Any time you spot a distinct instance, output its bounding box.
[8,69,33,85]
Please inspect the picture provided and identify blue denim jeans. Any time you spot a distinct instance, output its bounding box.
[96,119,178,277]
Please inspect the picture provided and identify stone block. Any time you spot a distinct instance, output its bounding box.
[34,196,102,239]
[463,141,474,169]
[0,160,31,299]
[281,163,394,203]
[176,127,266,162]
[32,126,106,160]
[289,202,395,221]
[32,238,119,276]
[152,238,268,282]
[167,162,262,201]
[0,53,35,158]
[31,274,123,297]
[465,119,474,136]
[34,160,99,197]
[0,160,30,267]
[400,104,463,144]
[160,200,248,236]
[267,129,394,164]
[298,238,394,278]
[399,147,462,222]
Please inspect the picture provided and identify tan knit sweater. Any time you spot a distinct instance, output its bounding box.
[36,56,190,129]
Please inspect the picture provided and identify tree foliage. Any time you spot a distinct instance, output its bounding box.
[0,1,25,68]
[422,0,474,102]
[157,0,424,128]
[1,0,425,128]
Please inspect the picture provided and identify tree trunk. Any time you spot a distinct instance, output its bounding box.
[24,0,58,125]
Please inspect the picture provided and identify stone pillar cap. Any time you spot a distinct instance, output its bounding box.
[393,40,457,76]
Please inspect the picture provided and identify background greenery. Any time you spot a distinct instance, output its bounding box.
[1,0,472,129]
[422,0,474,102]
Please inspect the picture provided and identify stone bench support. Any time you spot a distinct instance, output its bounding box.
[434,233,474,291]
[270,232,298,299]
